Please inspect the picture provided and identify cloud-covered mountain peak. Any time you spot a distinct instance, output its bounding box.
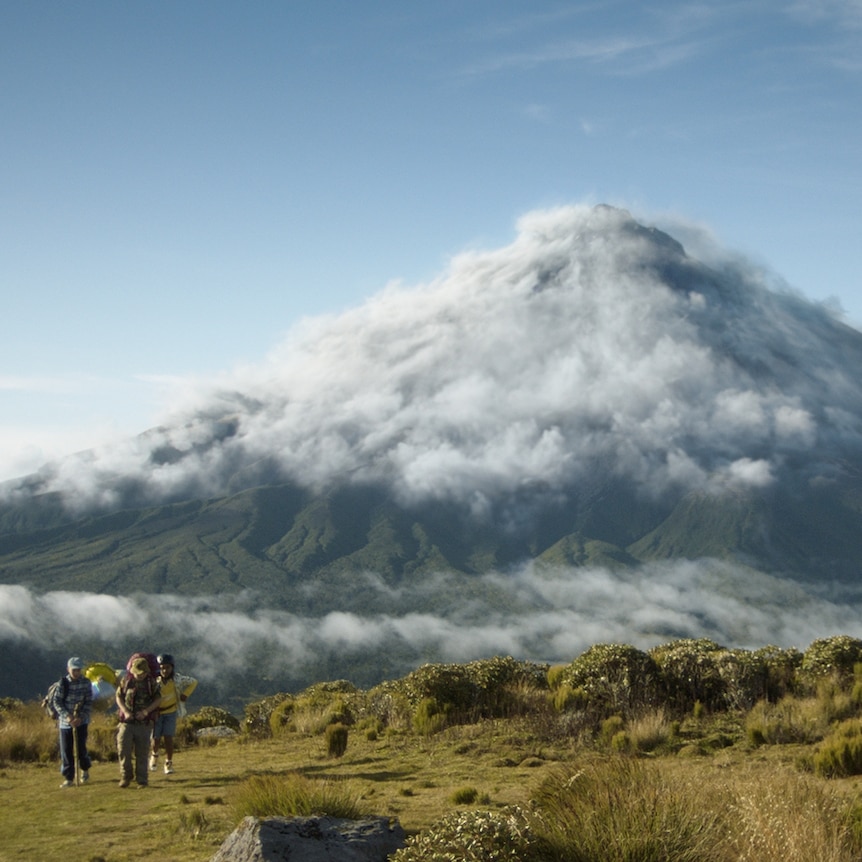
[5,204,862,516]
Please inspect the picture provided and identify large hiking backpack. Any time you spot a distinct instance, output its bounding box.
[41,677,69,720]
[126,652,159,679]
[120,652,160,719]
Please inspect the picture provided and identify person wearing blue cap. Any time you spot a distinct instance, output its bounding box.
[54,657,93,787]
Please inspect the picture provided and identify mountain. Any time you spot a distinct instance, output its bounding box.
[3,204,862,710]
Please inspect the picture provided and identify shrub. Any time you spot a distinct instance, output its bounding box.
[401,663,477,716]
[560,643,664,718]
[610,731,632,753]
[243,693,292,737]
[746,693,840,747]
[290,696,353,735]
[412,698,448,736]
[363,681,412,731]
[463,656,549,718]
[268,698,296,737]
[547,664,568,690]
[715,648,772,711]
[391,808,539,862]
[285,681,359,734]
[551,684,588,713]
[599,715,625,746]
[813,719,862,778]
[800,636,862,689]
[649,638,726,713]
[754,644,802,701]
[325,723,348,758]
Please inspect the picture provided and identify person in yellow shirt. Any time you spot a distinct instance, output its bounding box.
[149,654,197,775]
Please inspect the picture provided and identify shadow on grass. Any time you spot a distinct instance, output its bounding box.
[298,764,415,782]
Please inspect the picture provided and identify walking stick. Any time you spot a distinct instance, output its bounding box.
[72,702,82,787]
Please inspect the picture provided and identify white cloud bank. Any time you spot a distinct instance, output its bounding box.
[2,559,860,694]
[5,204,861,515]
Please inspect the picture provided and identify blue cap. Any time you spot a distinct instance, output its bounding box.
[67,657,85,669]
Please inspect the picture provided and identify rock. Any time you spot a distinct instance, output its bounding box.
[210,815,406,862]
[196,725,238,738]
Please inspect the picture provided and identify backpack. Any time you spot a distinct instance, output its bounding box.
[41,677,69,720]
[126,652,159,679]
[118,670,160,722]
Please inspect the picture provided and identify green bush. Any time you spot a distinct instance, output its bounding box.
[562,643,664,718]
[391,808,539,862]
[268,698,296,737]
[401,663,477,715]
[650,638,726,713]
[715,648,772,711]
[599,715,625,746]
[753,644,802,701]
[801,636,862,688]
[463,656,549,718]
[610,731,632,752]
[813,720,862,778]
[746,695,832,747]
[242,693,293,737]
[547,664,568,690]
[551,684,588,713]
[412,698,448,736]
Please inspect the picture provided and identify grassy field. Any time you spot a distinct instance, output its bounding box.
[0,710,574,862]
[7,639,862,862]
[3,707,862,862]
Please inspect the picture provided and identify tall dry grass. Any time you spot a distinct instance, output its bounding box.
[230,772,364,820]
[725,767,862,862]
[531,757,726,862]
[526,756,862,862]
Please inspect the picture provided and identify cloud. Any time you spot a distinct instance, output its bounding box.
[3,204,862,518]
[2,560,861,702]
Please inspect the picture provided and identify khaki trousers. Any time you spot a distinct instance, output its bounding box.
[117,722,152,786]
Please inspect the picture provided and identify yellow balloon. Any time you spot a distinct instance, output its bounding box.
[84,662,118,687]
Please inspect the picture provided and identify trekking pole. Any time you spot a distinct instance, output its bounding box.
[72,702,82,787]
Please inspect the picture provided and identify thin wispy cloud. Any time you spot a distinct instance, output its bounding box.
[457,2,729,79]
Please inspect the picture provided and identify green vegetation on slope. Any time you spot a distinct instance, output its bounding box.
[4,637,862,861]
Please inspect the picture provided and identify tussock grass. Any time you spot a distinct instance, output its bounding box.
[231,772,364,820]
[725,767,862,862]
[531,757,726,862]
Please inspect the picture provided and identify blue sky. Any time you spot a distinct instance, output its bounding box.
[2,0,860,482]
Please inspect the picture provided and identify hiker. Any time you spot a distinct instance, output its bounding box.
[54,656,93,788]
[150,653,197,775]
[115,656,162,788]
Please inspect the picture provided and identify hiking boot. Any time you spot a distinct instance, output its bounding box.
[149,754,158,771]
[81,771,89,783]
[164,760,174,774]
[119,779,130,788]
[60,779,73,788]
